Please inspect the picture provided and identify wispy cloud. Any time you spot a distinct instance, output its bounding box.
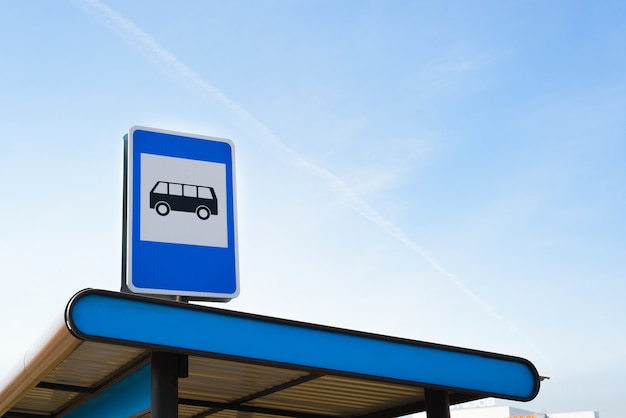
[74,0,549,369]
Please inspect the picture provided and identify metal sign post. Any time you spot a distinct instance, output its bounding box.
[122,126,239,301]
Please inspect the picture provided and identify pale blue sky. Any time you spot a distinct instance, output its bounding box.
[1,1,625,417]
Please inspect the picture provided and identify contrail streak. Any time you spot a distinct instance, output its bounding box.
[74,0,549,370]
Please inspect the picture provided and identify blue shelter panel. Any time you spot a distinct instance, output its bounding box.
[66,290,540,401]
[61,364,150,418]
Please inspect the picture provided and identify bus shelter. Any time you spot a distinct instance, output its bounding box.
[0,289,540,418]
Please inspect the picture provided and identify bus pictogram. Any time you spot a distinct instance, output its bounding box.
[149,181,218,220]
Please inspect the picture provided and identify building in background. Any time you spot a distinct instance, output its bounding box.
[411,398,599,418]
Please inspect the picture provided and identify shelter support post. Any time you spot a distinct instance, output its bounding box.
[424,389,450,418]
[151,351,179,418]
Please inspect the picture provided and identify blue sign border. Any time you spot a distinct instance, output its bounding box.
[124,126,239,300]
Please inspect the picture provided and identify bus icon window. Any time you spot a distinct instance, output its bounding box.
[150,181,218,220]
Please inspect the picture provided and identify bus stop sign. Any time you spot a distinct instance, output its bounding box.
[123,126,238,301]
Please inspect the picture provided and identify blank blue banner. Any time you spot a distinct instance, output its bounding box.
[66,290,539,400]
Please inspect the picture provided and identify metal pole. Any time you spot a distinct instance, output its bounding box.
[424,389,450,418]
[151,351,179,418]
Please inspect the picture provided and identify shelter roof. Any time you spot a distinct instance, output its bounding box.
[0,289,540,417]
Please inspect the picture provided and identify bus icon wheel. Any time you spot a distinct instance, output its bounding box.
[155,201,171,216]
[196,206,210,220]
